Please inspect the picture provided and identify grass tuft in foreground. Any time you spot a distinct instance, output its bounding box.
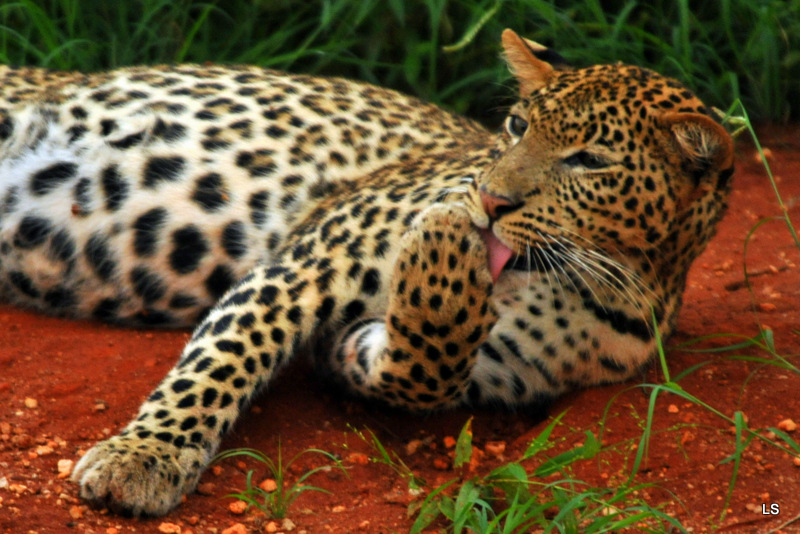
[1,1,798,123]
[213,445,347,520]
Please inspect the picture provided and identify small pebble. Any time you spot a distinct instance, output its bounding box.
[778,419,797,432]
[484,441,506,457]
[24,397,38,409]
[157,523,181,534]
[754,147,773,163]
[345,452,369,465]
[433,458,449,470]
[196,482,216,495]
[57,459,74,479]
[259,478,278,492]
[229,500,247,514]
[405,439,423,455]
[221,523,248,534]
[36,445,54,456]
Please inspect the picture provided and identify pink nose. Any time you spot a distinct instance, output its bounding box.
[479,189,516,220]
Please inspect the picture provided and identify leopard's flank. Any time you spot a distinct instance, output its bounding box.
[0,29,734,516]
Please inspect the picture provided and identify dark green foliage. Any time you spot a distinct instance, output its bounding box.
[0,1,795,125]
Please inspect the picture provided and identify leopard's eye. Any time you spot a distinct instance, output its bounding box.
[505,114,528,137]
[563,151,609,170]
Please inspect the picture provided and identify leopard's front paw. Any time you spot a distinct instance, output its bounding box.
[400,203,497,325]
[71,434,211,517]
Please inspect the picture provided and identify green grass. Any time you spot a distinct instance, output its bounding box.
[1,0,798,123]
[213,445,347,519]
[349,314,798,532]
[354,416,685,533]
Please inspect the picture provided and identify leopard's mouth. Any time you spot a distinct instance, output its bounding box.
[479,229,567,281]
[478,229,513,283]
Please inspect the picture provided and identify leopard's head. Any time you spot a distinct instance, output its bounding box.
[467,29,734,322]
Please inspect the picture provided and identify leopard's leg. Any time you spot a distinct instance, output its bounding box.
[70,262,328,516]
[324,204,497,410]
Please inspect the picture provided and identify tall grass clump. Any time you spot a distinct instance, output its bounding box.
[1,1,798,123]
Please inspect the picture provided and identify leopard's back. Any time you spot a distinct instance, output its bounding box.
[0,64,487,325]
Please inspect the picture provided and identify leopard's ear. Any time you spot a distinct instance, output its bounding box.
[662,112,735,188]
[501,29,556,96]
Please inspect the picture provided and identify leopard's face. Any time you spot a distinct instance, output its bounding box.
[467,41,733,317]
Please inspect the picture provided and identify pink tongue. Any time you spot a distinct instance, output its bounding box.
[479,229,514,283]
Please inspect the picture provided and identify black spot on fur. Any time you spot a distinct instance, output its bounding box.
[31,162,77,196]
[360,268,380,295]
[209,364,237,380]
[72,178,92,216]
[259,285,279,305]
[143,156,186,188]
[152,119,186,142]
[171,379,194,393]
[212,314,234,335]
[130,266,167,303]
[67,125,88,143]
[133,207,168,257]
[202,388,217,407]
[342,300,365,323]
[220,288,256,308]
[9,271,39,297]
[101,165,129,212]
[191,173,229,212]
[92,298,121,320]
[109,130,146,149]
[100,119,117,136]
[14,216,52,249]
[49,229,76,263]
[599,356,627,373]
[1,185,18,215]
[248,191,269,227]
[266,125,287,138]
[584,301,653,341]
[221,221,247,259]
[238,313,256,329]
[205,265,235,299]
[85,232,117,281]
[0,115,12,141]
[202,139,231,151]
[315,296,335,322]
[179,348,204,367]
[169,293,198,309]
[169,225,209,274]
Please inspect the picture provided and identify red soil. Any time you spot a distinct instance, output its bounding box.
[1,126,799,534]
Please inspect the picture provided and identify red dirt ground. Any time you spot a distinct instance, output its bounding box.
[1,126,799,534]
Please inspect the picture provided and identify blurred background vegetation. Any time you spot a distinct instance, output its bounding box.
[1,0,797,126]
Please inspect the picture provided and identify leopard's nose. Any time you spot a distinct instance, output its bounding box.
[479,188,522,221]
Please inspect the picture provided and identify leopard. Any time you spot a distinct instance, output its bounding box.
[0,29,734,517]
